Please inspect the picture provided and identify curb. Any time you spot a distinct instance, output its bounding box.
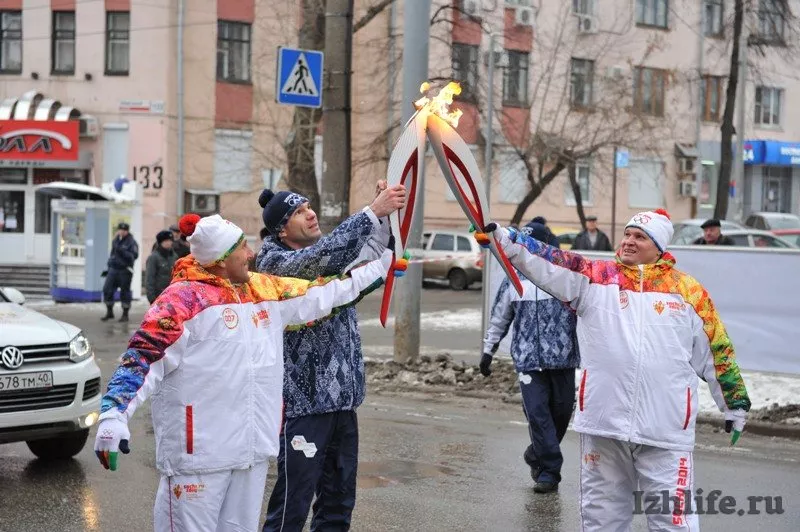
[368,382,800,440]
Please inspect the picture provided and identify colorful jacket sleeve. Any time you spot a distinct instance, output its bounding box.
[99,287,194,422]
[497,227,594,313]
[684,280,751,412]
[482,278,515,355]
[273,250,391,328]
[255,209,381,279]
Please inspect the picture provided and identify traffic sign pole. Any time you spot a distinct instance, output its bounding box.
[276,47,324,108]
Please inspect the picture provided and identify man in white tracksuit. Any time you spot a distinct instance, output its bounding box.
[478,208,751,531]
[93,213,392,531]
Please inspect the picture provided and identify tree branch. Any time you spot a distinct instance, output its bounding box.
[353,0,395,34]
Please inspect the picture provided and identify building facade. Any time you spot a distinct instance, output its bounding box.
[3,0,800,267]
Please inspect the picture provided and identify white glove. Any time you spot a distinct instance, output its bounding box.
[94,416,131,471]
[724,409,746,445]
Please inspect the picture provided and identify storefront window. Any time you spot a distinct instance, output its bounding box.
[0,190,25,232]
[0,169,27,184]
[59,214,85,258]
[33,169,88,233]
[699,163,717,207]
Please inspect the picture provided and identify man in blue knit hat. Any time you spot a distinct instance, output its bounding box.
[480,219,580,494]
[258,182,405,532]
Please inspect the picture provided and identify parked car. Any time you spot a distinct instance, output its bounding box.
[0,287,101,459]
[715,229,798,248]
[670,218,745,246]
[415,230,483,290]
[550,226,582,250]
[771,229,800,248]
[743,212,800,231]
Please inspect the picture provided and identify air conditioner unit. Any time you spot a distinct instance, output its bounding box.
[577,14,598,34]
[461,0,479,17]
[678,157,696,175]
[606,65,625,80]
[186,191,220,214]
[515,6,536,27]
[678,181,698,198]
[78,115,99,138]
[484,50,509,68]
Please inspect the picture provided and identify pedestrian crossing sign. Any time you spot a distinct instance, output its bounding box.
[276,46,324,108]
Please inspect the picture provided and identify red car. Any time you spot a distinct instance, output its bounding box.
[772,229,800,248]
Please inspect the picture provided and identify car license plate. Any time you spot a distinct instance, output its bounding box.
[0,371,53,392]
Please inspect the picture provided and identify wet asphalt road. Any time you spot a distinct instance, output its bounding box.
[2,289,800,531]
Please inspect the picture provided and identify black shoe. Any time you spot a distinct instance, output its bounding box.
[533,481,559,494]
[119,310,129,323]
[100,306,114,321]
[530,466,542,482]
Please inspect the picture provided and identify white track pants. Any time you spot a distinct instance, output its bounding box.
[580,434,700,532]
[153,461,269,532]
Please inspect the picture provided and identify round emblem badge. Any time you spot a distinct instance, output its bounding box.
[619,291,629,309]
[222,308,239,329]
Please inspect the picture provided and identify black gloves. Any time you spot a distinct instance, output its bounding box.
[479,353,493,377]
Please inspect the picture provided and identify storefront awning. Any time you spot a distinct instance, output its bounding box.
[744,140,800,166]
[34,182,113,201]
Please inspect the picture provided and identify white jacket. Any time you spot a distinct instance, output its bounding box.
[99,252,390,476]
[495,228,750,451]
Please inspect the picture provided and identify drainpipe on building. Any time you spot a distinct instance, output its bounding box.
[480,32,497,351]
[693,0,705,218]
[176,0,186,217]
[386,1,397,160]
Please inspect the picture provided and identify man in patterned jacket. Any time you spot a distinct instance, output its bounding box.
[478,209,751,531]
[257,182,405,532]
[481,220,579,495]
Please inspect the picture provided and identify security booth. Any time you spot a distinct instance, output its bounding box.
[35,181,143,303]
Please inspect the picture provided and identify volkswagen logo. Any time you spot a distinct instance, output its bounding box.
[1,346,24,370]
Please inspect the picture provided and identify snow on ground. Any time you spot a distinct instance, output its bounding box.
[360,309,483,330]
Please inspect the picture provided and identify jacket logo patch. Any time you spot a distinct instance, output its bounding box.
[291,435,318,458]
[619,291,629,309]
[182,483,207,500]
[583,451,600,469]
[251,309,271,328]
[222,308,239,329]
[172,484,182,499]
[653,300,665,315]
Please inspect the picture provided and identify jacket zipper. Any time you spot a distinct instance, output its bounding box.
[185,405,194,454]
[230,283,255,464]
[628,265,645,440]
[579,369,587,412]
[683,387,691,430]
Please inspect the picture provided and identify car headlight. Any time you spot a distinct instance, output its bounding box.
[69,333,93,363]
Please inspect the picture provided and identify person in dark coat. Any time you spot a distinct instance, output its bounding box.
[101,222,139,322]
[145,230,177,303]
[169,223,191,258]
[692,219,736,245]
[572,215,614,251]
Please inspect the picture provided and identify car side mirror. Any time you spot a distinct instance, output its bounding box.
[0,287,26,305]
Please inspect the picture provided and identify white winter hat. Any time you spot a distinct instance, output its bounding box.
[625,209,674,252]
[179,213,245,266]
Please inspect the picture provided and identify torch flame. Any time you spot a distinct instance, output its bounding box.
[413,81,463,128]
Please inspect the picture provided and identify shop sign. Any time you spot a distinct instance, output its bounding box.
[0,120,80,162]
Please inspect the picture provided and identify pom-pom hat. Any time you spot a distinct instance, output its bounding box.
[624,208,674,253]
[179,213,245,267]
[259,189,310,236]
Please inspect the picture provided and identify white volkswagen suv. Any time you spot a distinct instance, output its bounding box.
[0,287,101,459]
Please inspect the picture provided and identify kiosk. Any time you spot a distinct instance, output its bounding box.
[35,180,143,302]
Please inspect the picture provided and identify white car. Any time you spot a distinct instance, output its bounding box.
[0,287,101,459]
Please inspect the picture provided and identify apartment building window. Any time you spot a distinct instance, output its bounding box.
[52,12,75,75]
[754,86,783,126]
[570,58,594,109]
[566,160,592,205]
[217,21,251,83]
[572,0,594,15]
[0,11,22,74]
[636,0,668,28]
[502,50,529,106]
[700,75,724,122]
[499,153,529,203]
[452,43,479,101]
[757,0,786,44]
[703,0,723,37]
[105,12,130,75]
[633,67,667,116]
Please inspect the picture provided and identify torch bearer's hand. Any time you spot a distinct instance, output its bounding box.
[374,179,388,198]
[370,184,406,218]
[724,409,746,446]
